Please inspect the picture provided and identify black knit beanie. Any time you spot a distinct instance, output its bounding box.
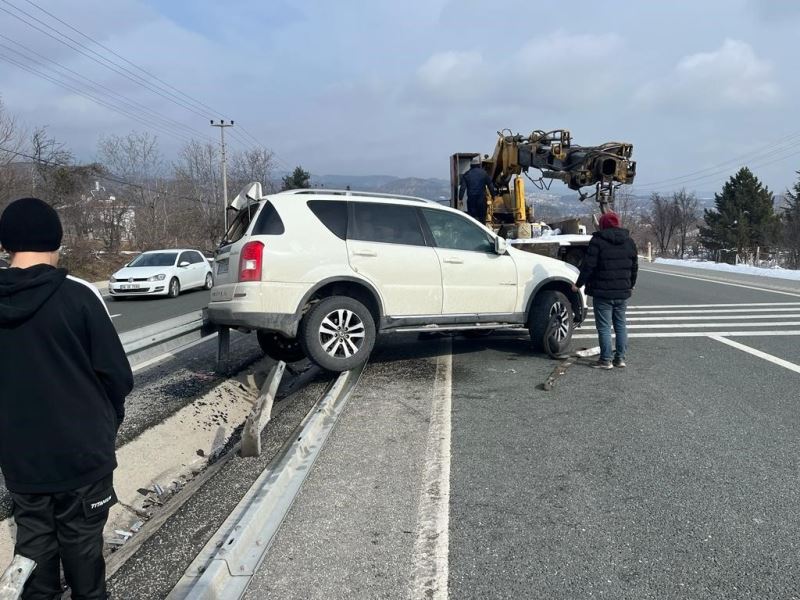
[0,197,63,252]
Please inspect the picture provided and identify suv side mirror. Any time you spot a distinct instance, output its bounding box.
[179,261,190,268]
[494,236,508,255]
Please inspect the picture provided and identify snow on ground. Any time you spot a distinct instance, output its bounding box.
[654,258,800,281]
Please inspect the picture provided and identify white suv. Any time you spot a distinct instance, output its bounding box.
[208,187,585,372]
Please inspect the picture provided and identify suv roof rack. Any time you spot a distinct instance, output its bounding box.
[277,188,435,204]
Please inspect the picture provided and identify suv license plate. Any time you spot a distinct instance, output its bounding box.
[216,260,229,274]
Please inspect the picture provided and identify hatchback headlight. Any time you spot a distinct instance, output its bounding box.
[147,274,166,281]
[109,276,117,283]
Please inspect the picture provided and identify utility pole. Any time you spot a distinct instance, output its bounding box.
[211,119,234,231]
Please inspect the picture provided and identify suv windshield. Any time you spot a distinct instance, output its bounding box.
[128,252,178,267]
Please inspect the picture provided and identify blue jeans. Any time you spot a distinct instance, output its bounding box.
[593,298,628,362]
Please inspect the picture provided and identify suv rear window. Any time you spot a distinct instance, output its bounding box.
[308,200,347,239]
[223,203,259,245]
[252,201,285,235]
[350,202,425,246]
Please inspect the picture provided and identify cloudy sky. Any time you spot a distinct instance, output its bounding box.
[1,0,799,195]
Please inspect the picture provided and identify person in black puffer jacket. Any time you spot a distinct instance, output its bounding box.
[571,211,638,369]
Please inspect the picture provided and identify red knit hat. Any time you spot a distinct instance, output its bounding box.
[598,212,620,230]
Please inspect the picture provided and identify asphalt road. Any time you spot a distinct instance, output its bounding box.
[98,262,800,599]
[106,289,210,333]
[6,261,800,599]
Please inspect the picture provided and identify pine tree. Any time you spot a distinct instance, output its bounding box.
[783,171,800,268]
[699,167,779,260]
[281,166,311,191]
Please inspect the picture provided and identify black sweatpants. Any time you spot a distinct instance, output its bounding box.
[11,474,116,600]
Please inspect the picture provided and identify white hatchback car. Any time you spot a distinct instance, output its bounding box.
[109,249,213,299]
[208,186,585,372]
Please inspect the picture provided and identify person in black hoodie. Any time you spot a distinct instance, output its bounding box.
[0,198,133,600]
[571,211,638,369]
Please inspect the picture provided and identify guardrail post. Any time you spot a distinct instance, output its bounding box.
[647,241,652,263]
[216,327,231,374]
[0,555,36,600]
[241,361,286,457]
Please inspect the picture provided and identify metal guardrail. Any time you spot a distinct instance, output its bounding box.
[120,310,218,368]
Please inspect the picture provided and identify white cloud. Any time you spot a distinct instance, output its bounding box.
[415,51,489,104]
[634,39,780,111]
[412,31,626,110]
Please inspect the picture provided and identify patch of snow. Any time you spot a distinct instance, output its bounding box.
[654,258,800,281]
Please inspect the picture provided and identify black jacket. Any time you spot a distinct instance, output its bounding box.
[0,265,133,493]
[575,228,639,300]
[459,166,497,214]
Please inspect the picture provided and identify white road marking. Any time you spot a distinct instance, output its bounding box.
[590,307,800,316]
[572,330,800,339]
[638,268,800,298]
[583,314,800,323]
[626,321,800,329]
[710,336,800,374]
[589,302,800,310]
[110,314,121,318]
[410,339,452,600]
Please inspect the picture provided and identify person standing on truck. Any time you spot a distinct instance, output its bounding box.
[571,211,638,369]
[459,156,497,225]
[0,197,133,600]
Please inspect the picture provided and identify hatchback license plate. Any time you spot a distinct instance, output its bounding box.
[120,284,140,290]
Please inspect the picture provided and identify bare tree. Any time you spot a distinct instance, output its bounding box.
[173,140,223,248]
[97,131,167,250]
[672,188,699,258]
[229,147,277,194]
[0,98,27,211]
[648,192,679,256]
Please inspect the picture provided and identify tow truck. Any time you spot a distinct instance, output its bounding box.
[451,129,636,266]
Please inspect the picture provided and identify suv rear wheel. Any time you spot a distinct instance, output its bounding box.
[529,290,574,355]
[300,296,376,372]
[257,331,306,363]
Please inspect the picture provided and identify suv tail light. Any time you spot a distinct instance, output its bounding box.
[239,241,264,282]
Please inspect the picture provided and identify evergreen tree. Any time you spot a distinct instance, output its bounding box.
[783,171,800,268]
[281,166,311,191]
[699,167,779,258]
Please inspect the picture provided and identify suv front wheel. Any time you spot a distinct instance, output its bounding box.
[300,296,376,372]
[529,290,574,355]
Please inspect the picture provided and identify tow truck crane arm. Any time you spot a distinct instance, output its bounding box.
[452,129,636,229]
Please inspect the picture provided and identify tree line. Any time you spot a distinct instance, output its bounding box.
[0,99,292,274]
[638,167,799,269]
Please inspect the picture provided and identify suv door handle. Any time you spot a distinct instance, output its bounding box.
[443,257,463,264]
[352,250,378,257]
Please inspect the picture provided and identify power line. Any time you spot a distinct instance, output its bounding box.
[0,52,199,145]
[20,0,222,118]
[1,0,294,167]
[0,1,212,120]
[635,130,800,191]
[0,34,216,145]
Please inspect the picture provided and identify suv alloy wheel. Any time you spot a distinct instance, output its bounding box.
[529,290,574,354]
[300,295,377,372]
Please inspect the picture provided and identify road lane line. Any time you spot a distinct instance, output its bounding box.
[590,303,800,310]
[572,330,800,339]
[583,314,800,323]
[592,307,800,315]
[110,314,121,318]
[710,336,800,374]
[624,321,800,329]
[638,268,800,298]
[410,339,452,600]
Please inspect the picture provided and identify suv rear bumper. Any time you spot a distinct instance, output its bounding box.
[206,306,298,337]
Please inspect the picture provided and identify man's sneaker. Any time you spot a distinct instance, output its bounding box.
[613,358,626,368]
[592,360,614,370]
